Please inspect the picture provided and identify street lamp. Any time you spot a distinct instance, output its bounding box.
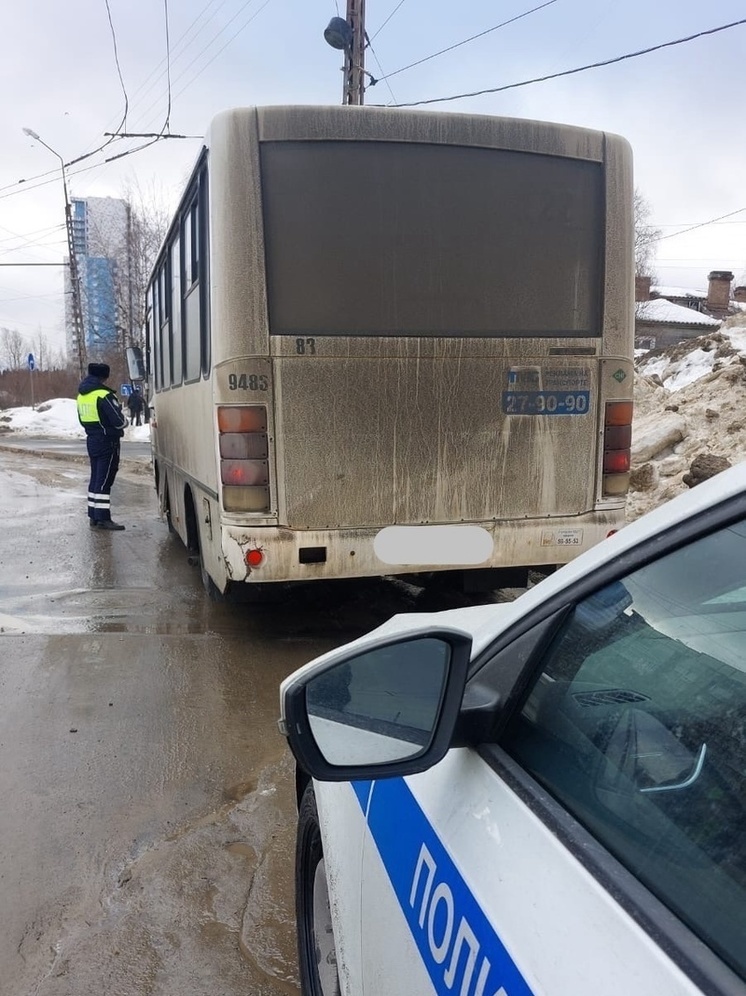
[324,16,353,50]
[22,128,86,377]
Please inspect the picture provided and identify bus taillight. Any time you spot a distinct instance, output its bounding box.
[246,548,264,568]
[602,401,632,496]
[218,406,271,512]
[218,406,266,433]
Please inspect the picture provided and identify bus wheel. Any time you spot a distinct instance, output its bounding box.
[197,539,225,602]
[163,489,177,535]
[185,488,225,602]
[296,784,341,996]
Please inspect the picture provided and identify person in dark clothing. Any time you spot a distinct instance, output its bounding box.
[127,390,144,426]
[76,362,128,530]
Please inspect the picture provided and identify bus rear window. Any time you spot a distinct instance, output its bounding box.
[260,140,603,338]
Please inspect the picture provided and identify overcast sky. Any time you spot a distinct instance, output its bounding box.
[1,0,745,355]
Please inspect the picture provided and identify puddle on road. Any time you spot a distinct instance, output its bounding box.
[0,573,502,638]
[0,586,205,635]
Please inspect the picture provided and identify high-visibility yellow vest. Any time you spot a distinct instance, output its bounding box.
[76,388,110,424]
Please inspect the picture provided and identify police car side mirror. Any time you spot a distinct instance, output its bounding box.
[279,632,472,782]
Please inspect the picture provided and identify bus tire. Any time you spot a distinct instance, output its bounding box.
[184,487,225,602]
[198,541,225,602]
[296,783,341,996]
[164,488,177,535]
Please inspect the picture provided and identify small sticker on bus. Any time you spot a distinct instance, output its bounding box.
[541,528,584,547]
[543,367,591,391]
[502,390,590,415]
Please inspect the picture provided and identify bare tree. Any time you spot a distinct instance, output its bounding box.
[47,344,71,371]
[33,328,48,371]
[634,188,661,280]
[0,328,27,370]
[116,178,171,352]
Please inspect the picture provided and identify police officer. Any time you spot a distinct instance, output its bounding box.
[76,362,128,530]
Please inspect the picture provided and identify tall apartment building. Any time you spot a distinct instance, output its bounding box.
[64,197,131,362]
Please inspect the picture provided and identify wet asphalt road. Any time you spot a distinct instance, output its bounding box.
[0,439,490,996]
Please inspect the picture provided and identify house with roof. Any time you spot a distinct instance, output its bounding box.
[634,270,745,348]
[634,297,720,349]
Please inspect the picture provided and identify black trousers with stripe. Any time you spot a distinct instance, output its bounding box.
[86,436,120,523]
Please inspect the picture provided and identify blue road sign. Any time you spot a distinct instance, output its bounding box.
[27,353,35,371]
[120,384,132,396]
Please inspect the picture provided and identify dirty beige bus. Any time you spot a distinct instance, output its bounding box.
[145,105,633,599]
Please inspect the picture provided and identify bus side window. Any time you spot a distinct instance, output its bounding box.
[152,280,162,391]
[160,260,172,388]
[171,237,183,386]
[190,202,199,286]
[184,192,202,383]
[198,167,210,378]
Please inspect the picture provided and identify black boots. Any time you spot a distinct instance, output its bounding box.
[91,520,126,531]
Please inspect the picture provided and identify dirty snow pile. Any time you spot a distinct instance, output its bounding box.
[629,322,746,520]
[0,397,151,442]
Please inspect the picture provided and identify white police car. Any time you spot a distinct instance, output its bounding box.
[279,463,746,996]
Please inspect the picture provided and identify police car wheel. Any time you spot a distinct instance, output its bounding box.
[296,783,341,996]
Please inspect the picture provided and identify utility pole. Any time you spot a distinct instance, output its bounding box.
[22,129,87,378]
[62,186,86,378]
[343,0,366,105]
[326,3,367,104]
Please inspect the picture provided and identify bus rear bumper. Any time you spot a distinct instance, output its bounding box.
[220,508,626,585]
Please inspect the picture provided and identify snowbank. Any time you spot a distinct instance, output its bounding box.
[629,325,746,519]
[0,397,151,442]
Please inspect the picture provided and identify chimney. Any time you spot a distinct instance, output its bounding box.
[635,275,651,302]
[707,270,734,311]
[734,286,746,303]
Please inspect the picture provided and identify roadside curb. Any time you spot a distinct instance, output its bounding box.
[0,443,88,465]
[0,442,152,473]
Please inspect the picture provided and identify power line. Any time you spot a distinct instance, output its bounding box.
[69,0,220,177]
[0,222,65,246]
[657,221,746,227]
[0,166,59,197]
[43,0,133,190]
[166,0,275,113]
[123,0,265,134]
[125,0,230,104]
[655,263,744,270]
[365,35,398,104]
[5,0,279,201]
[1,0,228,200]
[651,206,746,243]
[370,0,409,42]
[0,139,186,204]
[89,0,227,149]
[0,240,66,260]
[162,0,173,135]
[103,0,130,133]
[381,0,559,81]
[388,16,746,107]
[104,131,202,139]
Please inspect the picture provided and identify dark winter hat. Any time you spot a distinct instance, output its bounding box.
[88,362,110,379]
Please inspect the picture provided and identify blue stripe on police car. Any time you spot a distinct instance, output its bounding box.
[354,778,533,996]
